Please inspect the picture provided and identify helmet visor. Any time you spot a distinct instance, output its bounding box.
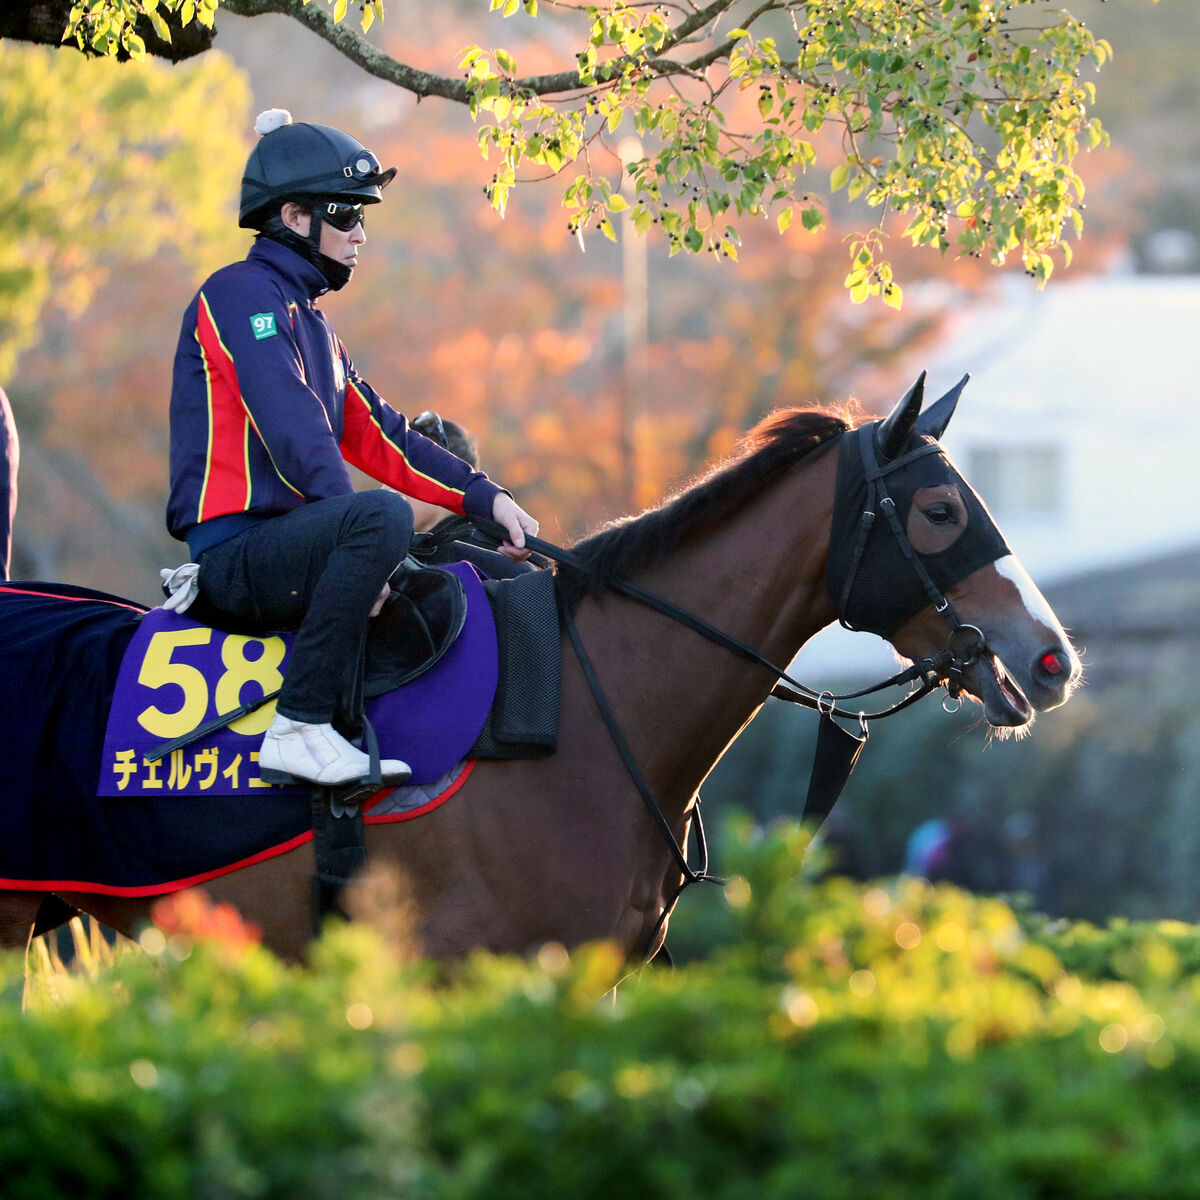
[343,148,393,186]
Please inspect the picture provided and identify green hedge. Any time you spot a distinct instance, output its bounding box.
[4,822,1200,1199]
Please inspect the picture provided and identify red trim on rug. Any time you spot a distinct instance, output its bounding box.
[0,585,147,614]
[365,759,476,825]
[0,761,478,897]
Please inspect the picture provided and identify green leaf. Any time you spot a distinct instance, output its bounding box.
[830,164,850,192]
[777,206,793,234]
[606,194,629,212]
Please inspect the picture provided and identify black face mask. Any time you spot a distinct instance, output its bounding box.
[259,210,353,292]
[825,425,1011,638]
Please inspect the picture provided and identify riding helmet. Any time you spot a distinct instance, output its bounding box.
[239,109,397,230]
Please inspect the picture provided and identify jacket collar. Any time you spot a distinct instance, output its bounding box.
[248,236,329,300]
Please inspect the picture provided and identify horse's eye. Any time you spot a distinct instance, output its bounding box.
[926,503,955,524]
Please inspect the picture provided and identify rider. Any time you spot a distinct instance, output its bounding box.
[167,110,538,788]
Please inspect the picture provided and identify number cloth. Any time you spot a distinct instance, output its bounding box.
[99,562,497,798]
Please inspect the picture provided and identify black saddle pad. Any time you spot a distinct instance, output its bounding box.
[469,568,561,759]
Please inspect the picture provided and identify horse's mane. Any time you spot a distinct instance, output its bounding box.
[557,407,851,604]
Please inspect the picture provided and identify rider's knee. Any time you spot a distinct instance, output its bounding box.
[344,488,414,552]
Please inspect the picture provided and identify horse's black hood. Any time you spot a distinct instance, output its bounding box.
[826,425,1011,638]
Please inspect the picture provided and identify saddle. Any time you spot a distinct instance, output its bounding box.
[365,564,468,694]
[179,559,468,691]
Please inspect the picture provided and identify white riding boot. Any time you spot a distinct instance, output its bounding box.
[258,714,411,786]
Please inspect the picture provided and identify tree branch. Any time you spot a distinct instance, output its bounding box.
[0,0,215,60]
[222,0,748,102]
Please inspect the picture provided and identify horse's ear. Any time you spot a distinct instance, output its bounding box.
[915,373,970,440]
[874,371,926,461]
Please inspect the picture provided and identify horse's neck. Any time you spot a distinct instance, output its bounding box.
[575,446,840,806]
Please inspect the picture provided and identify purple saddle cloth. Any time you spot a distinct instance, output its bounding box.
[98,562,497,798]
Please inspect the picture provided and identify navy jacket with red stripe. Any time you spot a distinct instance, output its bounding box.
[168,238,503,555]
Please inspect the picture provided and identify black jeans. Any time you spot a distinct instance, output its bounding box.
[196,491,414,733]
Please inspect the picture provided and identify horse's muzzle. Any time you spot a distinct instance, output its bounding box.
[969,635,1080,730]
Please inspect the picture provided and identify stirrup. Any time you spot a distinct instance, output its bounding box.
[257,759,412,788]
[359,715,410,787]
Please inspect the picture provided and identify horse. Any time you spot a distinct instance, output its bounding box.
[0,374,1080,962]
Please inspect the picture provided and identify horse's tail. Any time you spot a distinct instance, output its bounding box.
[0,386,16,582]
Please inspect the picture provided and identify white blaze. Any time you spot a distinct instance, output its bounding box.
[994,555,1067,638]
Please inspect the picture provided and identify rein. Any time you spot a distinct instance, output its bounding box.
[427,513,966,722]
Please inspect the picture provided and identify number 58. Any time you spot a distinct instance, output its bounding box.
[136,628,287,739]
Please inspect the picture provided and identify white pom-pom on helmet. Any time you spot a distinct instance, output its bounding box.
[239,109,397,230]
[254,108,293,136]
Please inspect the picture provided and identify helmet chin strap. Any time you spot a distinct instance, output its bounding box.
[260,210,353,292]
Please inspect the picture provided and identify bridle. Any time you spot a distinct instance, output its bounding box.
[431,420,995,960]
[828,423,988,707]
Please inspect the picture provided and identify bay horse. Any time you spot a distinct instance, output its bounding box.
[0,374,1080,962]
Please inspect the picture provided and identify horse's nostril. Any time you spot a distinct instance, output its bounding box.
[1037,648,1071,680]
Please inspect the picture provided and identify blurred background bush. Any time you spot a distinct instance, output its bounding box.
[7,828,1200,1200]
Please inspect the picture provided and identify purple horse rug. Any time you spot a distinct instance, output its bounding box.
[0,566,496,896]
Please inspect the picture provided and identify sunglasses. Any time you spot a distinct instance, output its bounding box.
[412,410,448,448]
[321,200,366,232]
